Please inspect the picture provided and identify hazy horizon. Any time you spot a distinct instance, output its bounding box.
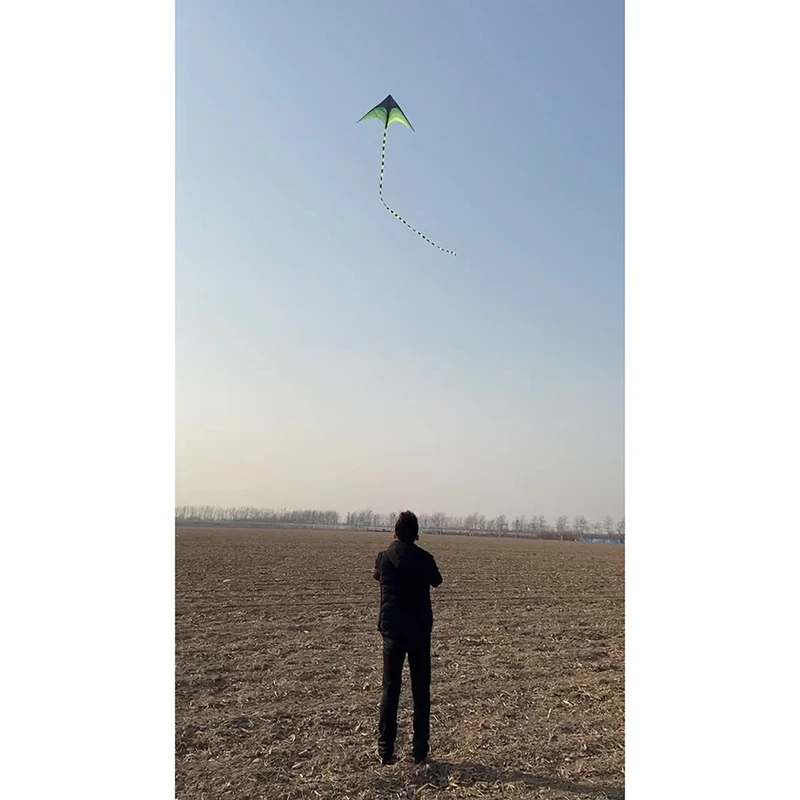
[174,503,623,528]
[176,0,624,523]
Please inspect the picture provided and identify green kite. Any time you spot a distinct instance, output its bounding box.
[358,95,456,256]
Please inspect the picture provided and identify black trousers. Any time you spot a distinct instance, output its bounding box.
[378,631,431,758]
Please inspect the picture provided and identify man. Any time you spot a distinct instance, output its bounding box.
[373,510,443,765]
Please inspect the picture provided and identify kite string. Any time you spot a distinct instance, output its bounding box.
[379,128,456,257]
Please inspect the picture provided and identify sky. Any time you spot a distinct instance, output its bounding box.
[176,0,624,523]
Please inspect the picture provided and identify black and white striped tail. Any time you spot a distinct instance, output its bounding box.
[379,129,456,256]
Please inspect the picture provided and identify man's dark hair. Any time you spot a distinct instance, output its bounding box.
[395,510,419,543]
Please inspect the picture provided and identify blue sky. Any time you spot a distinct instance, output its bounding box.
[176,0,624,522]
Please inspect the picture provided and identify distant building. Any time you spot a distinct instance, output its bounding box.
[580,537,624,545]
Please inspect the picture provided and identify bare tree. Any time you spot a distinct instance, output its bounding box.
[430,512,448,531]
[488,515,508,535]
[573,515,589,541]
[528,515,547,538]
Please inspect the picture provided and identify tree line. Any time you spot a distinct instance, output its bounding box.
[175,506,624,541]
[174,505,341,527]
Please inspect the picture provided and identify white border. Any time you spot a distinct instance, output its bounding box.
[627,1,799,796]
[1,3,174,797]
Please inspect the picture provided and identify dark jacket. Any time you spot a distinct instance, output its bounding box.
[374,540,443,637]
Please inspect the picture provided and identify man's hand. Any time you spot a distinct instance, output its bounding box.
[430,555,443,588]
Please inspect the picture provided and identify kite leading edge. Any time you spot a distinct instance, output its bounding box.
[358,95,456,257]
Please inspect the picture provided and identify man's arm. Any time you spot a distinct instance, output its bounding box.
[373,553,381,581]
[429,555,443,588]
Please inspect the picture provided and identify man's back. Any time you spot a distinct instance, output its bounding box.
[374,540,443,638]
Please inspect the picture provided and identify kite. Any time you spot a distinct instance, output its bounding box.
[358,94,456,256]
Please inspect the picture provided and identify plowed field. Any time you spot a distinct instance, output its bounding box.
[176,528,624,799]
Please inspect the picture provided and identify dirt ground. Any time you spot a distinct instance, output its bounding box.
[175,528,624,799]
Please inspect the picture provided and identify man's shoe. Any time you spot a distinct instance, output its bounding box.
[412,751,428,765]
[378,751,393,766]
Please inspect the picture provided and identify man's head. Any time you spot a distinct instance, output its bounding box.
[394,510,419,543]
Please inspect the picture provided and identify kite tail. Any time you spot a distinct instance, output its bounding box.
[379,129,456,257]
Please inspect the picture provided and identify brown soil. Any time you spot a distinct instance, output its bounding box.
[176,528,624,799]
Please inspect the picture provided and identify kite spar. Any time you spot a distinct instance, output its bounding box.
[358,95,456,256]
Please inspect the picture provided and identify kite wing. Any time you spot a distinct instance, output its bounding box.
[358,94,414,131]
[358,104,388,127]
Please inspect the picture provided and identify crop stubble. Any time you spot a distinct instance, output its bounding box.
[176,528,624,799]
